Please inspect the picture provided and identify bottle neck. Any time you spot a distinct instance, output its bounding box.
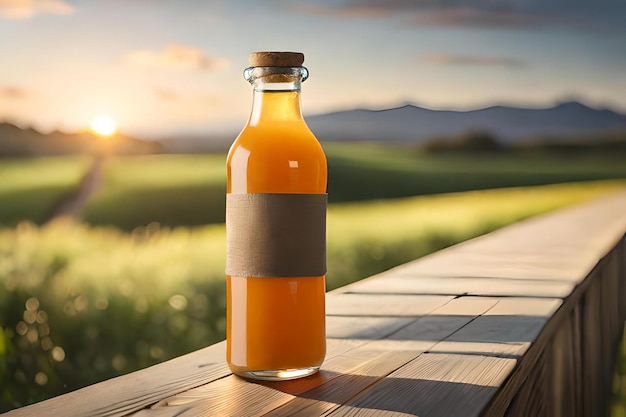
[245,66,308,126]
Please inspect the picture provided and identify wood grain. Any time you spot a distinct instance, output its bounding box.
[343,275,574,298]
[4,342,230,417]
[445,298,561,345]
[328,353,516,417]
[326,293,454,317]
[388,296,498,342]
[133,339,429,417]
[326,316,416,340]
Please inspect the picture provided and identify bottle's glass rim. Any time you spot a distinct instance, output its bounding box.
[243,66,309,83]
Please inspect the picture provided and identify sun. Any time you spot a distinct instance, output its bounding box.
[90,115,118,136]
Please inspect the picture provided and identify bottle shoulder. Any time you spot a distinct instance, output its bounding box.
[228,123,326,163]
[226,122,327,194]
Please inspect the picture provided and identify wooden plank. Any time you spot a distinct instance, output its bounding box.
[504,350,550,417]
[326,293,454,317]
[339,339,436,356]
[325,338,373,359]
[619,238,626,323]
[134,339,430,417]
[4,342,230,417]
[342,275,574,298]
[326,316,416,340]
[328,353,516,417]
[263,349,422,416]
[605,248,622,348]
[388,296,498,342]
[326,295,495,342]
[570,304,585,417]
[424,297,551,358]
[325,294,454,340]
[599,258,618,414]
[433,297,560,414]
[430,340,529,358]
[125,340,373,417]
[130,374,295,417]
[483,265,612,416]
[388,250,596,282]
[548,311,578,417]
[376,190,626,283]
[467,297,561,318]
[447,314,553,344]
[3,338,367,417]
[446,298,562,344]
[135,296,504,416]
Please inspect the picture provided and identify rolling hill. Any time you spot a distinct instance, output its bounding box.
[305,101,626,144]
[158,100,626,152]
[0,123,163,157]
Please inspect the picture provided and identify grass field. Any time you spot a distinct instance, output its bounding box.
[82,154,226,229]
[2,179,626,410]
[325,144,626,201]
[0,157,89,226]
[63,145,626,231]
[2,145,626,231]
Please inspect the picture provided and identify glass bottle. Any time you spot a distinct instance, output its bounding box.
[225,52,327,380]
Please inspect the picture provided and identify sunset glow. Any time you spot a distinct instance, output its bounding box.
[90,116,117,137]
[0,1,625,137]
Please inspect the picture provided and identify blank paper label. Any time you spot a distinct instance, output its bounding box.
[226,193,327,277]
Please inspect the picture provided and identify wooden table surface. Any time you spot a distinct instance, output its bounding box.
[5,189,626,417]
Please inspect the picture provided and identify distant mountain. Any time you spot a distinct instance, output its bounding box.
[159,132,235,153]
[0,123,163,157]
[305,101,626,144]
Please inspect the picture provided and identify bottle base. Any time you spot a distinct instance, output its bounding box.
[235,366,320,381]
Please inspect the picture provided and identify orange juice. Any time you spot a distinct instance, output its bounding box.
[225,53,327,380]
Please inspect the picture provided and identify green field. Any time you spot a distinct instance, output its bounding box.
[72,145,626,231]
[0,157,89,226]
[1,147,626,412]
[325,144,626,201]
[2,145,626,231]
[82,154,227,229]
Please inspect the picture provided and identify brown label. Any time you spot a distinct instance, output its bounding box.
[226,193,327,277]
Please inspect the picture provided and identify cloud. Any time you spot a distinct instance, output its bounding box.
[292,2,397,19]
[291,0,610,29]
[419,53,526,67]
[0,86,29,99]
[125,43,229,72]
[292,0,418,19]
[0,0,74,19]
[411,9,550,28]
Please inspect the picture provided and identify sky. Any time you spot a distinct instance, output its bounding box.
[1,0,625,138]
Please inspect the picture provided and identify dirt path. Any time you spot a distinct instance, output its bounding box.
[46,156,105,222]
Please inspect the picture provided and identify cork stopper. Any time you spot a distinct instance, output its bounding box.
[249,51,304,67]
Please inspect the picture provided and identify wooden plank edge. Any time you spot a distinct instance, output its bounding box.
[481,236,625,416]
